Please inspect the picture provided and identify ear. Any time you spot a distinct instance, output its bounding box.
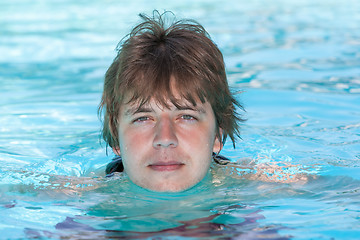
[112,146,121,156]
[212,129,223,153]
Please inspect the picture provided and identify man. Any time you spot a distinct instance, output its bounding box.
[98,11,244,192]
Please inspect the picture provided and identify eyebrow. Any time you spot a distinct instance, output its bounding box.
[123,104,206,116]
[176,105,206,114]
[124,106,153,116]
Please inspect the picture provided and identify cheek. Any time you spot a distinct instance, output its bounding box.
[119,127,148,151]
[182,124,216,150]
[118,128,153,169]
[179,126,216,165]
[118,131,142,176]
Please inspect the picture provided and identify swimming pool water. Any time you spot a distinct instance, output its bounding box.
[1,0,359,239]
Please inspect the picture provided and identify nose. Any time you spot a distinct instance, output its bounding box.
[153,116,178,148]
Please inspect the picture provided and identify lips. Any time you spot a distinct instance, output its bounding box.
[148,161,185,171]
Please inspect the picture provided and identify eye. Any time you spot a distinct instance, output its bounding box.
[180,115,197,121]
[133,116,150,123]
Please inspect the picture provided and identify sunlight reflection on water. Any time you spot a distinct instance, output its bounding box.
[1,0,360,239]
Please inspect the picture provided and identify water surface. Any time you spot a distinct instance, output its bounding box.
[1,0,359,239]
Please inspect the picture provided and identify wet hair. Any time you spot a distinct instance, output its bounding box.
[99,11,245,150]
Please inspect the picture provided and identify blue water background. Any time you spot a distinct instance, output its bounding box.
[1,0,360,239]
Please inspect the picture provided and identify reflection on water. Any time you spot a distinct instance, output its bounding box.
[1,0,360,239]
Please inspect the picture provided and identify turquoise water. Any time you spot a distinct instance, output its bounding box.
[1,0,360,239]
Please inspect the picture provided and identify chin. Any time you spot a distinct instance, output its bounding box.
[145,181,195,192]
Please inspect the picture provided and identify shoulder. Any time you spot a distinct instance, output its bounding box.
[213,152,231,165]
[105,156,124,175]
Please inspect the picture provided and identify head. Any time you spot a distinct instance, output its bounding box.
[99,11,244,192]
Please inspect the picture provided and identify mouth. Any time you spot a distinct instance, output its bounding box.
[148,161,185,171]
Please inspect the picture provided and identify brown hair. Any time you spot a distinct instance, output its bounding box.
[99,11,244,150]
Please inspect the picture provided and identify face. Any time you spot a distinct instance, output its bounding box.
[113,95,221,192]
